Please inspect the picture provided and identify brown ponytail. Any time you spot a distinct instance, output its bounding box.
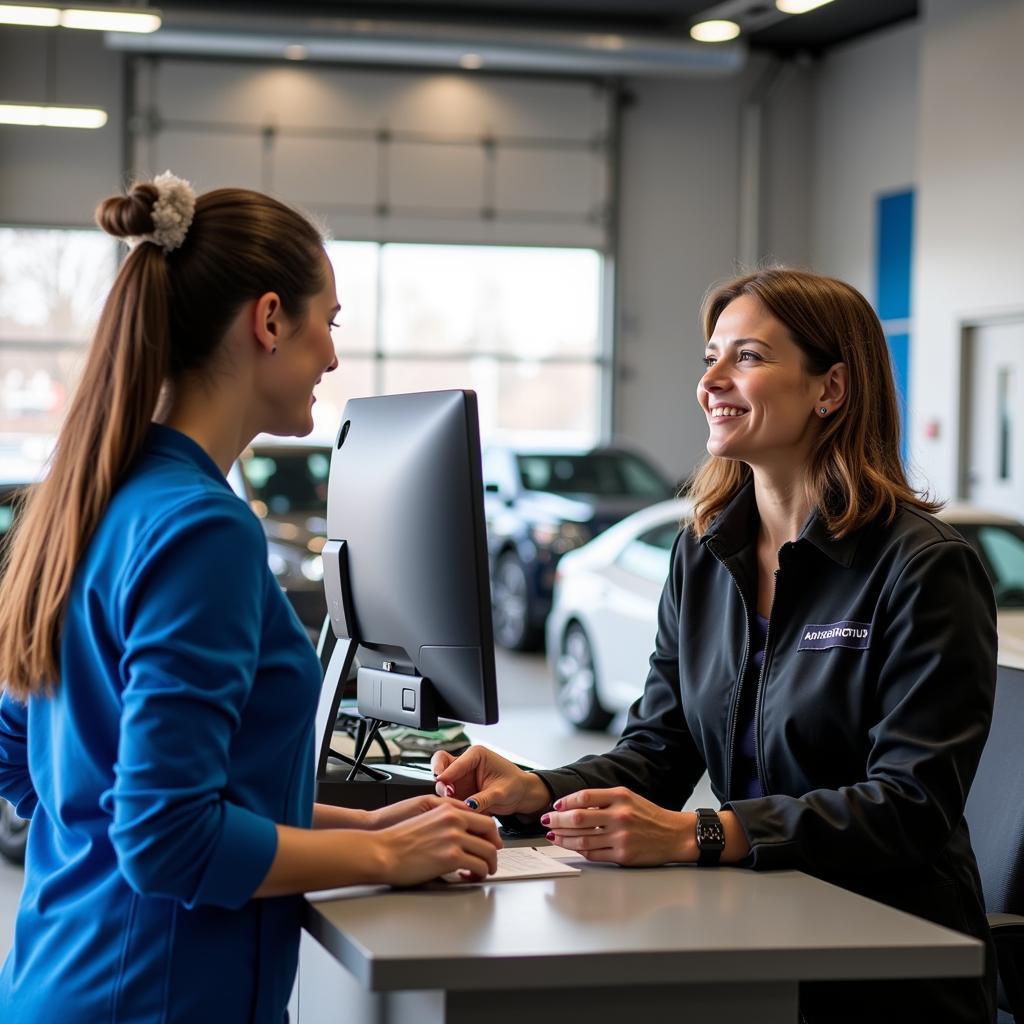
[0,180,324,699]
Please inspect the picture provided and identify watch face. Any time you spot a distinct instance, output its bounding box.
[697,822,725,846]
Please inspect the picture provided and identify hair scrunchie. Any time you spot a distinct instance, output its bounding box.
[130,170,196,252]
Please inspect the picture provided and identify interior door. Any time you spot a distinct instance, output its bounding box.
[967,320,1024,516]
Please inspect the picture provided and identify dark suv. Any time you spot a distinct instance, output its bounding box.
[229,442,332,642]
[483,444,675,650]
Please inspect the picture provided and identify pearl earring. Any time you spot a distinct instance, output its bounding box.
[819,407,828,416]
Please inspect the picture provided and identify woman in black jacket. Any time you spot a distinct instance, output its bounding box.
[435,268,997,1023]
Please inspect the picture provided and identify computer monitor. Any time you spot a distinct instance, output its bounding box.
[314,389,499,808]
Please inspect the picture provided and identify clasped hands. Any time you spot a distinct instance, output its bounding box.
[431,745,713,867]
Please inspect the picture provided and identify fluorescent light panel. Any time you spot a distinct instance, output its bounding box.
[0,4,160,32]
[0,4,59,25]
[775,0,835,13]
[690,20,741,43]
[0,102,108,128]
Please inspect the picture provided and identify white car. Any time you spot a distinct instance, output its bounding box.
[547,499,1024,730]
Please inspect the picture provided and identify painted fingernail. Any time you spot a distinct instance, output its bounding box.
[553,800,564,810]
[540,814,551,826]
[465,798,479,810]
[445,784,456,798]
[546,832,555,841]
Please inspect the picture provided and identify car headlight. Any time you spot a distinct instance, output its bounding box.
[531,522,591,555]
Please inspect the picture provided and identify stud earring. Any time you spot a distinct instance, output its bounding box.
[271,346,277,355]
[819,407,828,416]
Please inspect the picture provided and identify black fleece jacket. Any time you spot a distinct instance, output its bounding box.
[534,480,998,1022]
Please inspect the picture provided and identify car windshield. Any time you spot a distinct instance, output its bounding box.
[241,449,331,515]
[516,452,671,498]
[959,522,1024,608]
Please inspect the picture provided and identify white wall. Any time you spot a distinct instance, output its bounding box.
[810,21,919,299]
[912,0,1024,499]
[0,29,123,226]
[613,59,813,481]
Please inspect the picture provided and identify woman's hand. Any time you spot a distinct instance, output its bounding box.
[364,794,462,830]
[431,745,551,816]
[542,787,694,866]
[373,802,503,887]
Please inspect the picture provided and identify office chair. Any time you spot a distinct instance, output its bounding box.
[964,662,1024,1023]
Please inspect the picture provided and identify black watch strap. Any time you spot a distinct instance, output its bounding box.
[695,807,725,866]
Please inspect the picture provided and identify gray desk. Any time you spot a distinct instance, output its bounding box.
[297,857,983,1024]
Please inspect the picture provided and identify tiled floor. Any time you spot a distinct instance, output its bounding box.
[0,647,713,960]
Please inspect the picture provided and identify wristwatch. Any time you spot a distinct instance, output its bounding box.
[695,807,725,866]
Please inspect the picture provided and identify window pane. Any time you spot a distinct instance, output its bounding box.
[0,345,87,439]
[0,228,116,343]
[381,358,600,441]
[310,355,377,441]
[324,241,378,354]
[380,244,602,358]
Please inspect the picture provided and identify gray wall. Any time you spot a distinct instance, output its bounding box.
[810,21,919,299]
[0,29,123,226]
[912,0,1024,499]
[613,60,813,480]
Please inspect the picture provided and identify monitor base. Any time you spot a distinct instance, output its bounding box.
[316,761,438,809]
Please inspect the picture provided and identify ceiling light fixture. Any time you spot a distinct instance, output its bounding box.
[0,102,107,128]
[690,19,741,43]
[283,43,307,61]
[459,52,484,70]
[775,0,836,13]
[0,4,160,33]
[0,4,59,25]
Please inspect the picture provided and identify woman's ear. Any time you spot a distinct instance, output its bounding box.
[818,362,848,414]
[252,292,284,356]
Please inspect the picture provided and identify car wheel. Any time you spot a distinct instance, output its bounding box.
[492,552,543,651]
[555,622,613,731]
[0,798,27,865]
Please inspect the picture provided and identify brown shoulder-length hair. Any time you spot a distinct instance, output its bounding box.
[689,267,939,538]
[0,183,325,700]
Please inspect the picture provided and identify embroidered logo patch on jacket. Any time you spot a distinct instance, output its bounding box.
[798,620,871,652]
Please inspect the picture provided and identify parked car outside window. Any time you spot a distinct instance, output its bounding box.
[547,500,1024,731]
[483,444,676,651]
[229,441,332,642]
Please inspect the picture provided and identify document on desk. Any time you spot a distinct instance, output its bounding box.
[442,845,582,884]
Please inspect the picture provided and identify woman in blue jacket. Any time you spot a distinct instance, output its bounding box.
[434,268,997,1023]
[0,174,500,1023]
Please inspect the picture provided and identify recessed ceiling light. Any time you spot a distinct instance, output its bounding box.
[690,19,741,43]
[283,44,307,61]
[0,102,108,128]
[776,0,835,13]
[459,53,484,70]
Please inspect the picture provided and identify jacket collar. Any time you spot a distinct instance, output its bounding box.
[700,476,861,568]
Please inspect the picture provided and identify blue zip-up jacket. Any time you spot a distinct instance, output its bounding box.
[0,424,322,1023]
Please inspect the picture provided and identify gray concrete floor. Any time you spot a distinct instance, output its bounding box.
[0,647,713,961]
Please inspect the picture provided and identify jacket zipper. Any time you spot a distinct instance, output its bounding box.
[751,566,780,797]
[712,542,785,800]
[708,543,751,801]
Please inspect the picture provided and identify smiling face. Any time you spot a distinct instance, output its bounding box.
[696,293,832,472]
[266,253,340,437]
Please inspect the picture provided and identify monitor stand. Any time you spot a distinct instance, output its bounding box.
[313,620,440,809]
